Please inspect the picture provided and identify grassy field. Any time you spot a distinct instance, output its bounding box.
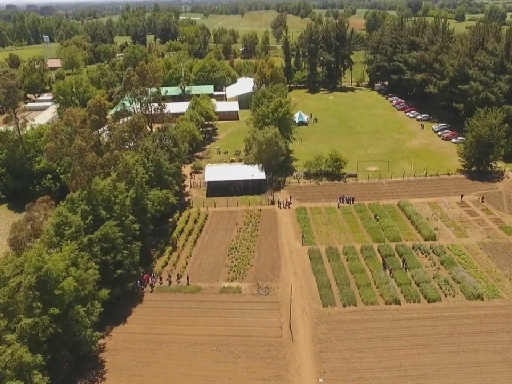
[0,204,23,255]
[207,89,460,178]
[0,43,58,61]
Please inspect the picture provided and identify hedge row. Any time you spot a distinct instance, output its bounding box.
[354,203,385,243]
[342,245,378,306]
[360,244,400,305]
[325,246,357,307]
[397,201,437,241]
[296,207,316,246]
[430,244,483,301]
[308,247,336,307]
[368,202,402,242]
[377,244,421,303]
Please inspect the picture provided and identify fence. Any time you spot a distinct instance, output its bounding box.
[191,195,273,209]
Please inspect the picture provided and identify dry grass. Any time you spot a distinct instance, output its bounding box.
[0,204,23,255]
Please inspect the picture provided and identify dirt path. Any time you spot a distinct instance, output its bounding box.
[276,207,319,384]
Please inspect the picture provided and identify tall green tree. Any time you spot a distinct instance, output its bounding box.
[282,27,293,83]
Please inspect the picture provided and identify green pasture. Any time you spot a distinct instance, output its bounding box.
[0,43,58,61]
[208,88,460,178]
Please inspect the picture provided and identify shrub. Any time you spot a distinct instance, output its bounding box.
[342,245,378,306]
[354,203,385,243]
[395,244,422,269]
[412,243,431,257]
[447,244,500,299]
[430,244,458,270]
[191,159,204,173]
[296,207,316,246]
[400,284,421,303]
[410,269,431,285]
[325,246,357,307]
[398,201,437,241]
[360,244,401,305]
[308,247,336,307]
[418,282,442,303]
[368,202,402,242]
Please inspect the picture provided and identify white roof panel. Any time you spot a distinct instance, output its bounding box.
[164,102,189,114]
[204,163,266,182]
[28,105,57,126]
[215,101,239,112]
[225,77,254,99]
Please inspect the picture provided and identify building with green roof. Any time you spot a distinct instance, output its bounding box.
[161,85,214,99]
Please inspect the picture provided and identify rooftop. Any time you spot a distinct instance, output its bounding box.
[226,77,254,99]
[46,58,62,69]
[204,163,266,183]
[161,85,214,97]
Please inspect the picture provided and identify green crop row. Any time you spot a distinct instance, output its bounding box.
[377,244,421,303]
[433,273,457,297]
[382,204,418,241]
[179,211,208,275]
[395,244,422,269]
[296,207,316,246]
[360,244,401,305]
[354,204,385,243]
[171,210,191,247]
[342,245,378,306]
[430,244,483,301]
[447,245,500,299]
[412,243,431,257]
[368,203,402,242]
[340,206,367,243]
[325,246,357,307]
[177,209,200,251]
[398,201,437,241]
[226,209,261,282]
[308,247,336,307]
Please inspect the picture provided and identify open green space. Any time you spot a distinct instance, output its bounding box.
[0,43,58,61]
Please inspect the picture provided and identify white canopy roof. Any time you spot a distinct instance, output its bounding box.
[225,77,254,99]
[204,163,266,182]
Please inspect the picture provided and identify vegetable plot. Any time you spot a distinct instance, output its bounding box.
[308,247,336,307]
[354,203,386,243]
[325,246,357,307]
[398,201,437,241]
[296,207,316,246]
[368,203,402,242]
[342,245,378,306]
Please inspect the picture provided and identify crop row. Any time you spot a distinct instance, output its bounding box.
[308,247,336,307]
[447,245,500,299]
[296,207,316,246]
[430,244,483,301]
[398,201,437,241]
[342,245,378,305]
[428,202,468,239]
[325,246,357,307]
[360,244,401,305]
[340,206,367,243]
[179,211,208,275]
[368,203,402,242]
[382,204,418,241]
[226,209,261,282]
[354,204,385,243]
[395,244,441,303]
[377,244,421,303]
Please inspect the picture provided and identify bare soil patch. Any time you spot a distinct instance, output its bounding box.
[187,210,241,283]
[479,241,512,281]
[286,177,500,203]
[249,210,280,283]
[103,294,290,384]
[315,302,512,383]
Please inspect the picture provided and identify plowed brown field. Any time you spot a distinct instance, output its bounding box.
[103,294,290,384]
[249,210,280,283]
[187,210,240,283]
[316,302,512,383]
[286,177,499,203]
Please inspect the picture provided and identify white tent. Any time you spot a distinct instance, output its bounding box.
[294,110,309,125]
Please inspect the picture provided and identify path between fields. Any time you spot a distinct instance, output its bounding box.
[276,206,319,384]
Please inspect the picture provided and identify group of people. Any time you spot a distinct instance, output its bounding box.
[337,194,355,208]
[136,271,190,292]
[277,196,292,209]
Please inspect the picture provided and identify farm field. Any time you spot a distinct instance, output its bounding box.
[0,204,23,255]
[316,302,512,383]
[0,43,58,61]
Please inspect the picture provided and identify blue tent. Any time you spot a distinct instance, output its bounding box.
[294,110,309,125]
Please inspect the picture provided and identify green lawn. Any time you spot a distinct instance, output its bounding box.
[0,43,58,61]
[206,89,461,178]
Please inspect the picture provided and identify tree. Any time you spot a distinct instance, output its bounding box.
[7,196,55,257]
[258,30,271,58]
[173,116,203,152]
[52,76,97,116]
[282,27,293,83]
[20,57,48,96]
[420,1,432,17]
[484,5,507,25]
[454,6,466,22]
[244,127,293,179]
[122,44,149,70]
[185,94,217,133]
[241,31,259,59]
[323,150,348,180]
[254,59,287,90]
[458,107,508,171]
[5,53,21,69]
[270,13,287,43]
[191,58,238,90]
[59,45,86,72]
[0,68,25,147]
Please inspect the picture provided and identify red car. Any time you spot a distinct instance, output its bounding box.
[392,99,404,106]
[404,107,416,113]
[442,132,458,141]
[396,104,409,111]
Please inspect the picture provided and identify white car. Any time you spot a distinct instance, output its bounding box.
[388,96,399,102]
[416,114,430,121]
[451,137,465,144]
[406,111,420,118]
[432,123,450,131]
[437,129,452,137]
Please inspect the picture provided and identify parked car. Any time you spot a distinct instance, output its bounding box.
[416,114,430,121]
[404,107,416,113]
[396,104,409,111]
[406,111,420,118]
[451,137,465,144]
[432,123,450,131]
[441,132,458,141]
[388,96,399,101]
[437,129,453,137]
[385,94,395,99]
[392,99,405,106]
